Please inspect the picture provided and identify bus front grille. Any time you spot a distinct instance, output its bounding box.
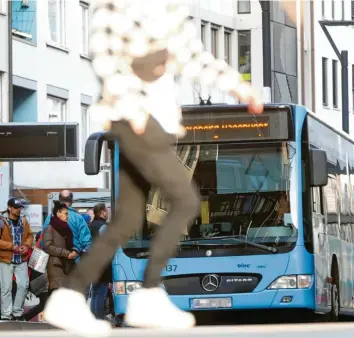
[162,273,262,295]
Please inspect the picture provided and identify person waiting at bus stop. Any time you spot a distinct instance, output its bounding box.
[42,190,92,259]
[0,198,34,321]
[43,1,263,336]
[88,203,111,320]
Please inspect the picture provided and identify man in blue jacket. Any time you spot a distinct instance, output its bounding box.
[42,190,92,256]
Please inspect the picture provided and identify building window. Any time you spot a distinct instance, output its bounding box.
[48,0,66,46]
[12,0,37,42]
[332,60,338,108]
[342,0,345,20]
[238,30,251,82]
[185,146,197,169]
[211,26,219,58]
[224,30,232,65]
[81,1,89,56]
[332,0,335,19]
[201,22,206,46]
[47,95,67,122]
[0,0,6,13]
[238,0,251,14]
[322,0,325,17]
[81,104,90,154]
[322,58,328,106]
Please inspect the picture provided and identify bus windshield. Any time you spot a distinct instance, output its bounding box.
[124,141,298,255]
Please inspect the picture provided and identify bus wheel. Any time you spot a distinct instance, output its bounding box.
[327,270,340,322]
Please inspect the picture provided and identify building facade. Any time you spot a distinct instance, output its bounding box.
[11,0,101,195]
[5,0,301,209]
[301,0,354,136]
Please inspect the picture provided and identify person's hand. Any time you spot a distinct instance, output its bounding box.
[19,245,29,255]
[230,82,264,115]
[152,64,166,78]
[12,245,19,253]
[129,114,149,135]
[68,251,78,260]
[102,120,112,131]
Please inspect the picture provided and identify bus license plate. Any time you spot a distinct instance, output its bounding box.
[192,297,232,309]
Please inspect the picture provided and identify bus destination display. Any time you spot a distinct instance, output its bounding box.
[181,109,289,143]
[0,123,78,161]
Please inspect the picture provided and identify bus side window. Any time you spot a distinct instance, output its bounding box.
[312,186,324,215]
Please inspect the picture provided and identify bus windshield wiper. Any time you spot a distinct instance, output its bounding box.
[180,236,278,253]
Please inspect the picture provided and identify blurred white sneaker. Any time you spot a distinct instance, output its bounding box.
[125,287,196,329]
[44,288,112,337]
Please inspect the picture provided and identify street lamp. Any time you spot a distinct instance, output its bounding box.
[319,20,354,134]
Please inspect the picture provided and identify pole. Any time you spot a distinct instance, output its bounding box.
[260,0,272,103]
[341,50,349,133]
[8,1,13,122]
[8,0,14,195]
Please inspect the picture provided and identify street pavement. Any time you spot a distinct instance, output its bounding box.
[2,323,354,338]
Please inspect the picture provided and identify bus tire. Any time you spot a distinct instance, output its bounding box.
[326,264,340,322]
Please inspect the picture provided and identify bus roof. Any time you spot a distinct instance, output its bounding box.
[181,103,291,113]
[305,107,354,146]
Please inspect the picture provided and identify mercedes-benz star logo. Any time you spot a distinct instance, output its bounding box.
[201,274,220,292]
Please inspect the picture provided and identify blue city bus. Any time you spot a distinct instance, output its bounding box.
[84,103,354,323]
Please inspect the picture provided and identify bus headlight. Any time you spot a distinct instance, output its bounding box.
[267,275,312,290]
[114,281,143,295]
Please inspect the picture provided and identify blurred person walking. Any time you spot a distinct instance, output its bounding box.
[43,1,263,336]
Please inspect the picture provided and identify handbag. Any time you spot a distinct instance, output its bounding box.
[28,233,49,274]
[29,272,47,297]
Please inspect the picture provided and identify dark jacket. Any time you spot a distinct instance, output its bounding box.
[89,218,106,240]
[89,218,112,283]
[43,225,76,290]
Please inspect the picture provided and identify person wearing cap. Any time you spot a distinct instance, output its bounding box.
[0,198,34,320]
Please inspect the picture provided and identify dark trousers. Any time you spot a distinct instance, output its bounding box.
[64,117,199,292]
[90,283,108,319]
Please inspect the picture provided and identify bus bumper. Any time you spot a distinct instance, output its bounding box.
[113,287,315,315]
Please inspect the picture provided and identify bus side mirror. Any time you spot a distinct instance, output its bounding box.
[309,149,328,187]
[84,137,103,175]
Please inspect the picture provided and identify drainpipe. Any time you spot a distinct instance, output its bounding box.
[259,0,272,103]
[8,0,14,195]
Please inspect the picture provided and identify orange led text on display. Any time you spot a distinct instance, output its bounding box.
[184,123,269,131]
